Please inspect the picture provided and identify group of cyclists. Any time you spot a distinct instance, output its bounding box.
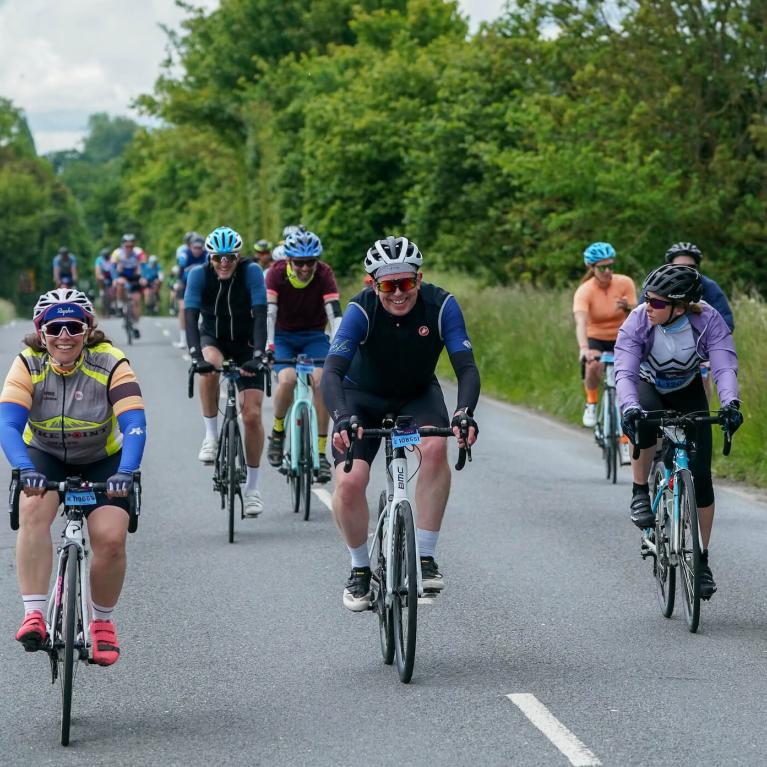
[573,240,742,599]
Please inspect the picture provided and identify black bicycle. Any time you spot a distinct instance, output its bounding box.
[189,360,271,543]
[343,415,470,683]
[9,470,141,746]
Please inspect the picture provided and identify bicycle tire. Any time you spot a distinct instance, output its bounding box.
[60,544,79,746]
[651,462,675,618]
[392,501,417,683]
[124,315,133,346]
[289,411,302,514]
[376,490,394,665]
[678,469,701,633]
[227,419,237,544]
[300,404,313,521]
[606,389,617,483]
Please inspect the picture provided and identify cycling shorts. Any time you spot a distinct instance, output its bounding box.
[200,335,266,392]
[273,330,329,373]
[588,338,615,353]
[331,379,450,466]
[27,447,130,514]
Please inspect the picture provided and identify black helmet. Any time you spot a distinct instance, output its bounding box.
[665,241,702,265]
[643,264,703,303]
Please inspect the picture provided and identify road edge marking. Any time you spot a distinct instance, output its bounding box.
[312,487,333,511]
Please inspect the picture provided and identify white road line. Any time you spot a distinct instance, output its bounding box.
[162,329,170,337]
[312,487,333,511]
[506,694,601,767]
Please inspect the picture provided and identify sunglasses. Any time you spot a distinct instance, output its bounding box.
[41,321,88,337]
[211,253,239,264]
[594,263,614,272]
[291,259,317,268]
[376,276,418,294]
[646,296,672,310]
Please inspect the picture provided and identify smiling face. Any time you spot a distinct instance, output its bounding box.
[592,259,614,286]
[212,253,239,279]
[375,271,422,317]
[41,324,88,368]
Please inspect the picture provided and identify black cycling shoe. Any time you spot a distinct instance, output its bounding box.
[342,567,372,612]
[267,430,285,468]
[317,455,332,484]
[700,550,717,600]
[420,557,445,592]
[630,485,654,528]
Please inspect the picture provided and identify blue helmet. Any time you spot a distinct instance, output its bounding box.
[583,242,616,266]
[205,226,243,255]
[284,230,323,259]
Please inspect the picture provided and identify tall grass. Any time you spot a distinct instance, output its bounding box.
[0,299,14,325]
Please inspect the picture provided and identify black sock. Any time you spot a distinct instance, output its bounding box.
[632,482,649,495]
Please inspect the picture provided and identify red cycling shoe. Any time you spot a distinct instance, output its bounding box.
[16,611,48,652]
[89,620,120,666]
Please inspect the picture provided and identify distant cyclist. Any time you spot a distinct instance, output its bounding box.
[615,264,742,600]
[112,234,146,339]
[254,240,273,271]
[174,234,207,348]
[321,236,479,611]
[53,247,78,288]
[572,242,637,427]
[141,255,164,314]
[265,230,342,483]
[184,226,269,517]
[94,247,115,316]
[0,288,146,665]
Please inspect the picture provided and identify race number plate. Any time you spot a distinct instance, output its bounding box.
[297,363,314,376]
[391,428,421,448]
[64,490,97,506]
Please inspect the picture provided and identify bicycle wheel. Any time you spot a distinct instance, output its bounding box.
[605,390,617,483]
[289,415,302,515]
[651,463,675,618]
[124,314,133,346]
[678,469,701,632]
[60,544,79,746]
[299,404,313,521]
[391,501,418,683]
[227,419,237,544]
[375,490,394,665]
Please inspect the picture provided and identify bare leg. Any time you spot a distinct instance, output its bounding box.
[414,436,451,531]
[16,492,60,596]
[87,506,128,607]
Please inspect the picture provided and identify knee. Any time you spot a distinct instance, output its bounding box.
[19,495,57,531]
[419,437,448,470]
[334,471,367,508]
[93,531,126,562]
[241,406,263,430]
[279,370,297,388]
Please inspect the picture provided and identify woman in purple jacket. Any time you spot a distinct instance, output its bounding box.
[615,264,743,600]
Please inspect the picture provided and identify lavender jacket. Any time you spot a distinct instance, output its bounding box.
[615,302,739,412]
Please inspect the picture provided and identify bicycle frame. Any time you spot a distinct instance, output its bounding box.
[284,355,320,476]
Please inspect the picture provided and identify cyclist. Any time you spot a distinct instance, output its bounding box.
[141,255,164,314]
[111,234,146,339]
[184,226,269,517]
[53,247,78,288]
[174,234,207,348]
[573,242,637,428]
[321,236,479,611]
[94,247,115,316]
[0,288,146,665]
[615,263,742,600]
[254,240,273,271]
[265,230,342,483]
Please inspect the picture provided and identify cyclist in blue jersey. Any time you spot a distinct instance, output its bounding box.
[112,234,147,339]
[94,248,115,316]
[174,234,207,348]
[140,255,164,314]
[321,236,480,611]
[184,226,269,518]
[52,247,78,288]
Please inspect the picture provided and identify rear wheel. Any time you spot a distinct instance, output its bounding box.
[227,419,237,543]
[392,501,417,683]
[651,463,675,618]
[299,404,313,520]
[60,544,79,746]
[678,469,701,633]
[375,490,394,665]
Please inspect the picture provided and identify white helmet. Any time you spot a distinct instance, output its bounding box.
[33,288,95,331]
[272,244,287,262]
[364,236,423,278]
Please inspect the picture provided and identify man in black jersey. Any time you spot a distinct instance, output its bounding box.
[321,236,479,611]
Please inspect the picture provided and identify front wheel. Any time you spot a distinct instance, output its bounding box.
[651,463,675,618]
[227,419,238,543]
[392,501,418,683]
[60,544,79,746]
[605,389,618,483]
[678,469,701,633]
[299,404,313,521]
[375,490,394,665]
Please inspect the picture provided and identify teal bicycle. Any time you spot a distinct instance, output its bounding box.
[273,354,325,520]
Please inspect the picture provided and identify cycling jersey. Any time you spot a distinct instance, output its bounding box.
[266,261,339,332]
[177,246,207,285]
[112,247,146,280]
[639,314,701,393]
[573,274,637,341]
[53,253,77,275]
[95,255,114,283]
[141,263,162,282]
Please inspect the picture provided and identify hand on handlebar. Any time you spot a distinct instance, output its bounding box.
[20,469,47,497]
[106,472,133,498]
[193,359,216,375]
[451,409,478,448]
[720,401,743,435]
[620,406,643,445]
[240,355,268,376]
[332,416,362,453]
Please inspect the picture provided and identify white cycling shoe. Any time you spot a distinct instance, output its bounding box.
[198,436,218,463]
[243,490,264,518]
[582,403,597,428]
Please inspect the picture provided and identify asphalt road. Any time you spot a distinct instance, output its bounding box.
[1,315,766,766]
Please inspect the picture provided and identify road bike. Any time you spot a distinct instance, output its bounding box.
[637,410,732,633]
[189,360,271,543]
[9,470,141,746]
[273,354,325,520]
[343,414,470,683]
[592,352,630,483]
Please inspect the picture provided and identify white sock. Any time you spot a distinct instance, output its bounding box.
[348,543,370,569]
[417,528,439,559]
[245,465,260,493]
[22,594,48,615]
[203,416,218,440]
[91,602,115,622]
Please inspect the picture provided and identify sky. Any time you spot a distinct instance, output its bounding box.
[0,0,507,155]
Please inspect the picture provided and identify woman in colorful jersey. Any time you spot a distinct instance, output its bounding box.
[572,242,637,427]
[0,288,146,665]
[615,264,742,599]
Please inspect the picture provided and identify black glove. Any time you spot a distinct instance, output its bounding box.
[334,415,358,439]
[451,408,478,437]
[240,357,266,375]
[621,406,643,444]
[721,401,743,435]
[106,472,133,496]
[20,469,47,491]
[194,359,215,374]
[265,348,275,364]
